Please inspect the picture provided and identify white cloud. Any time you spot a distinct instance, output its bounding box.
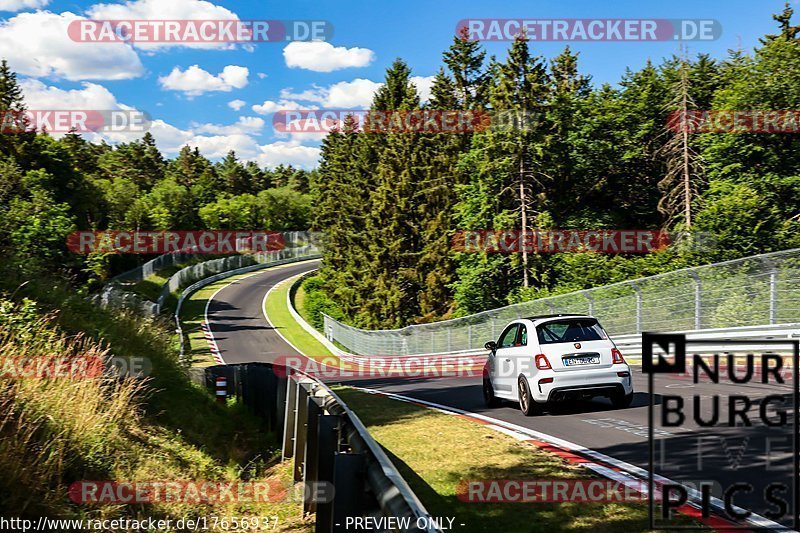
[20,78,119,110]
[280,79,382,109]
[277,77,432,109]
[0,0,49,12]
[184,133,259,159]
[228,99,246,110]
[165,131,319,169]
[86,0,239,50]
[283,41,374,72]
[20,78,320,168]
[159,64,249,96]
[252,99,311,115]
[257,72,268,79]
[410,76,435,103]
[0,11,143,80]
[136,117,319,168]
[193,116,264,135]
[325,79,382,107]
[256,140,320,169]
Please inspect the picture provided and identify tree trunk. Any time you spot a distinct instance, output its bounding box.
[682,76,692,230]
[519,152,529,288]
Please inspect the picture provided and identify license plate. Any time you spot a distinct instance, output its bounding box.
[563,356,600,366]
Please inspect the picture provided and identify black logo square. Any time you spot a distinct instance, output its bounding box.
[642,333,686,374]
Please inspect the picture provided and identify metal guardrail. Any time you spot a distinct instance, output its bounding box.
[198,363,440,533]
[612,323,800,358]
[324,248,800,356]
[96,232,319,316]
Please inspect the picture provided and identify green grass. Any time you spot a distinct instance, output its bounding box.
[127,265,182,302]
[335,387,705,533]
[179,270,265,368]
[0,271,312,530]
[263,274,338,362]
[294,283,313,325]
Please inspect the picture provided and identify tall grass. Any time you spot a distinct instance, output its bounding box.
[0,281,310,528]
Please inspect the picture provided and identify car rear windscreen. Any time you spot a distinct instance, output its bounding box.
[536,319,608,344]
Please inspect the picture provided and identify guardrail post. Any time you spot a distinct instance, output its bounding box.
[631,282,642,334]
[582,290,594,316]
[304,396,323,515]
[282,376,298,460]
[315,414,340,533]
[467,324,473,351]
[294,383,309,482]
[331,453,366,533]
[770,270,778,324]
[688,271,702,330]
[761,257,779,325]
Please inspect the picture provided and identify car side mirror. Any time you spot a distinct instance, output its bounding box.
[485,341,497,352]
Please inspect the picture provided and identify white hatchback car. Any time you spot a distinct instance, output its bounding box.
[482,314,633,416]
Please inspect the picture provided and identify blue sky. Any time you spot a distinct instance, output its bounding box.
[0,0,791,168]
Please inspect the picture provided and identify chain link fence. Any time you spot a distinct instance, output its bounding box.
[96,232,319,316]
[324,248,800,356]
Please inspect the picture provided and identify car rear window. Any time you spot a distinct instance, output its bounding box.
[536,318,608,344]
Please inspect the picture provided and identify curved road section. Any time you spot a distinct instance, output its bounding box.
[208,262,795,529]
[207,260,319,364]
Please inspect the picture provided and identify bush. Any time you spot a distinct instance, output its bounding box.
[301,275,344,330]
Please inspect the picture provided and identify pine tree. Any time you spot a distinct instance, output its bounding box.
[416,69,462,318]
[545,46,590,218]
[360,59,426,327]
[489,35,549,288]
[442,26,488,109]
[0,59,33,161]
[216,151,251,194]
[658,55,704,230]
[761,3,800,44]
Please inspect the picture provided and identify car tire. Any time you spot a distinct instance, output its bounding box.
[612,391,634,409]
[518,376,541,416]
[483,378,500,408]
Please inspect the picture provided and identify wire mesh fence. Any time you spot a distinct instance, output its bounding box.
[324,248,800,356]
[96,232,319,316]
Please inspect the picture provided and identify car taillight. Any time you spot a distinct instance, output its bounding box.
[535,354,551,370]
[612,348,625,364]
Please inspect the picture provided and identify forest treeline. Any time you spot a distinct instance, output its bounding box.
[308,6,800,328]
[0,65,314,289]
[1,7,799,328]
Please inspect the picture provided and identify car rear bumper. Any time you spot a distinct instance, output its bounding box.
[530,368,633,403]
[546,383,626,402]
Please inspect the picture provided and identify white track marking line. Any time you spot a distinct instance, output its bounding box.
[261,277,310,359]
[204,263,313,365]
[347,386,791,531]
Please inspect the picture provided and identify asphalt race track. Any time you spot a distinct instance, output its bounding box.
[208,262,799,530]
